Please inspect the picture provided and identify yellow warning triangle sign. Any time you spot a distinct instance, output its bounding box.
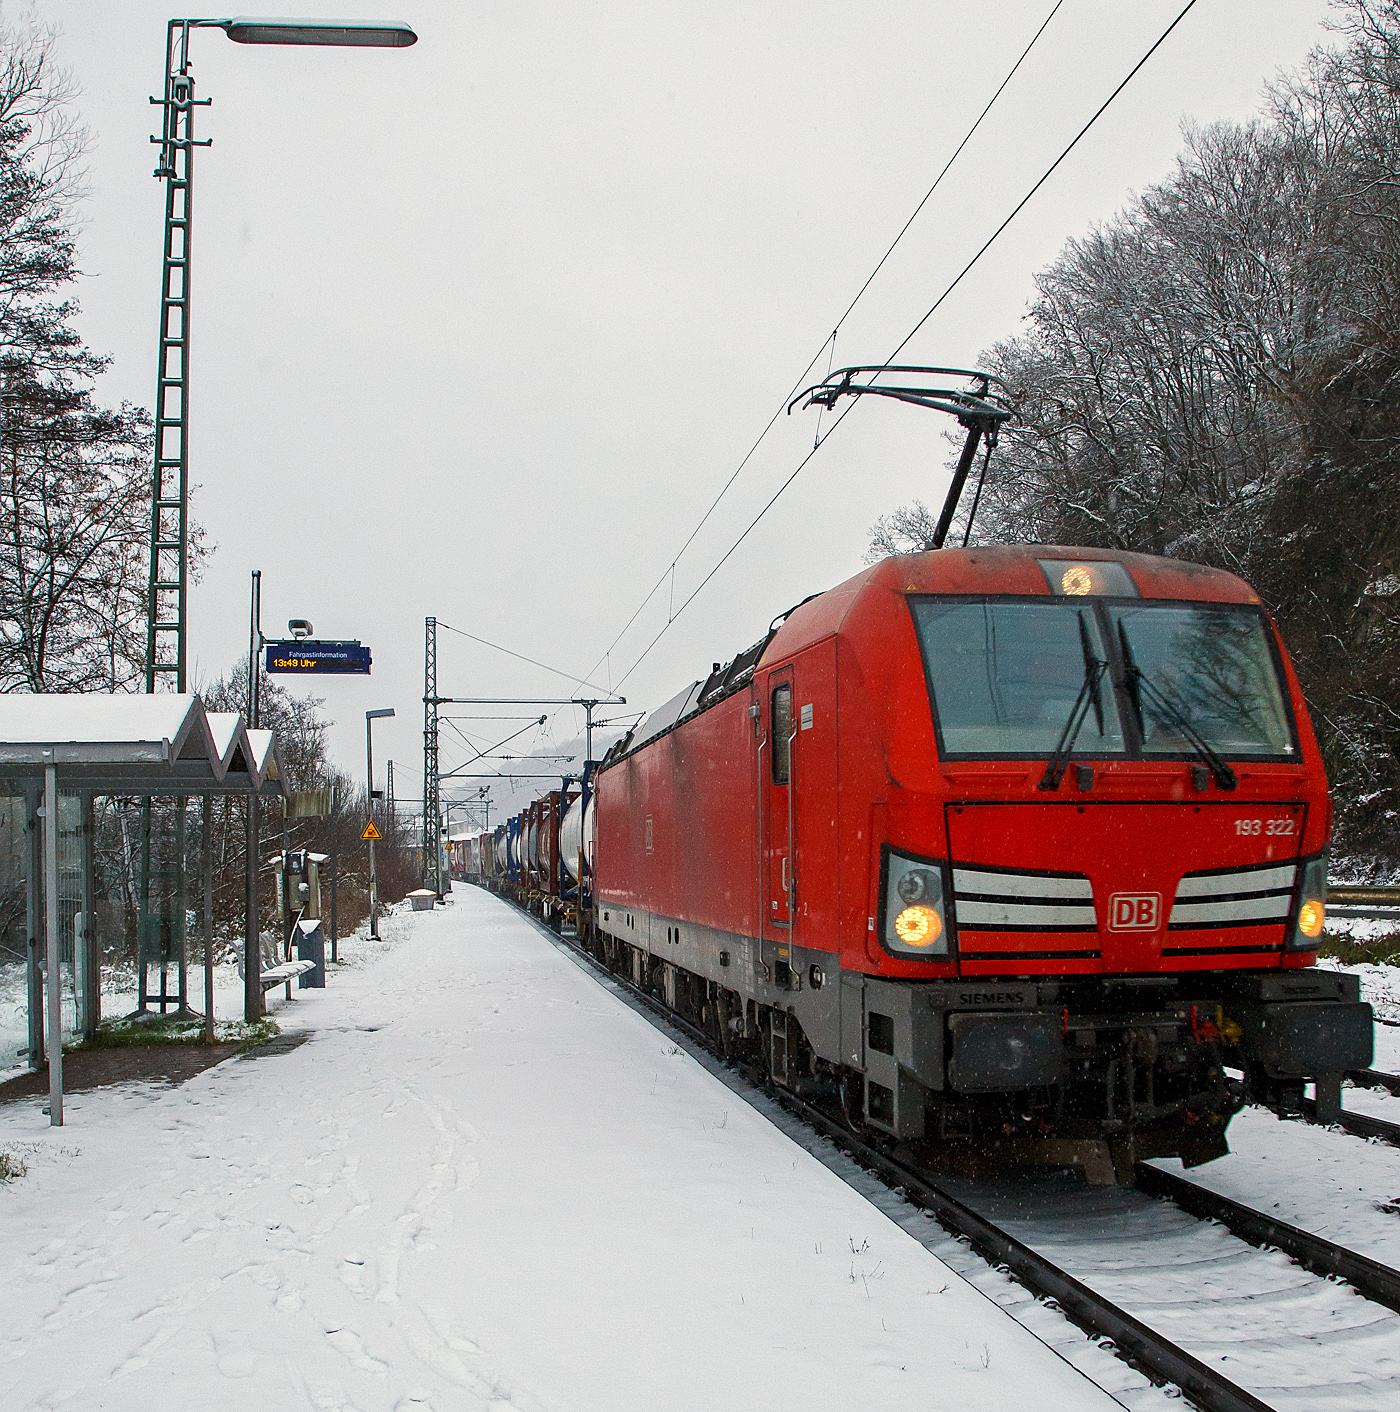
[360,819,382,841]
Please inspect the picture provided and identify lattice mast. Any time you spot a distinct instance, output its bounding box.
[145,21,212,692]
[423,616,441,895]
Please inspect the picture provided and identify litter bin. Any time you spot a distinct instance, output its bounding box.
[296,919,326,988]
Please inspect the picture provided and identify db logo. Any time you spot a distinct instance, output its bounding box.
[1109,892,1161,931]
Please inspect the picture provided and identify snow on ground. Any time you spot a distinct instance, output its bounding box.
[1146,1091,1400,1271]
[940,1166,1400,1410]
[1372,1020,1400,1074]
[1319,951,1400,1029]
[1142,948,1400,1278]
[98,906,418,1036]
[0,884,1123,1412]
[0,908,414,1090]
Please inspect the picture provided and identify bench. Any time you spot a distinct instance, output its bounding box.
[260,959,317,991]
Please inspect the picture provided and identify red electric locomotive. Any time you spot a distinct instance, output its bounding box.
[588,543,1371,1180]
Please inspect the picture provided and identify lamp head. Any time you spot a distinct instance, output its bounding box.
[222,17,418,47]
[288,618,313,639]
[367,707,395,720]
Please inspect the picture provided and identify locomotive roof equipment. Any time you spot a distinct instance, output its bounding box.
[790,364,1015,550]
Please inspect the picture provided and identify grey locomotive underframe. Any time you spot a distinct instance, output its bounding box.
[591,900,1371,1167]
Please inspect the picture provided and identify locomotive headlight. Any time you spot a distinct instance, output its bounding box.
[897,868,936,904]
[883,848,952,959]
[895,905,942,946]
[1061,564,1094,596]
[1286,852,1328,952]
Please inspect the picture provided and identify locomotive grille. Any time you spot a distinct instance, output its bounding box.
[1167,862,1297,930]
[1160,860,1298,956]
[951,865,1097,932]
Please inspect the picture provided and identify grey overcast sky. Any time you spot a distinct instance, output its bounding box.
[40,0,1333,812]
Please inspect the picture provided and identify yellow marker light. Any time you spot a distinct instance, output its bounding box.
[1061,564,1094,596]
[1297,899,1325,939]
[894,905,942,946]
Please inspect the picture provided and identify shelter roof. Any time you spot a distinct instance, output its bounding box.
[0,694,287,797]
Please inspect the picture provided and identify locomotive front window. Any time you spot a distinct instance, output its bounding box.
[913,600,1127,757]
[911,596,1298,761]
[1108,604,1296,757]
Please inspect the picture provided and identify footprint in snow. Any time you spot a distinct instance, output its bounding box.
[326,1328,389,1374]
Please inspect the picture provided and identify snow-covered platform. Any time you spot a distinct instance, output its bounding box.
[0,884,1123,1411]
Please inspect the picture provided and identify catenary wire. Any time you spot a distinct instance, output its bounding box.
[437,621,614,697]
[438,717,548,782]
[553,0,1066,722]
[567,0,1069,703]
[885,0,1199,363]
[610,0,1201,692]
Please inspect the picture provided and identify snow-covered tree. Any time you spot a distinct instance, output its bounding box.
[0,18,195,692]
[869,1,1400,862]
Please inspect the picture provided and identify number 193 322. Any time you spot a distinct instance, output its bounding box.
[1234,817,1297,836]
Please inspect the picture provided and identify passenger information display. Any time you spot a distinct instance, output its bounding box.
[265,641,372,675]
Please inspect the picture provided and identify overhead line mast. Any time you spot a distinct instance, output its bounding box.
[424,616,440,897]
[145,21,209,692]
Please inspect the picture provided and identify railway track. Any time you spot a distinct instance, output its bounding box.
[483,890,1400,1412]
[1297,1068,1400,1148]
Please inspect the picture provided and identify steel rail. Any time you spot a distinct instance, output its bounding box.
[772,1093,1273,1412]
[1302,1093,1400,1145]
[1133,1162,1400,1315]
[1283,1067,1400,1146]
[484,890,1273,1412]
[1349,1068,1400,1096]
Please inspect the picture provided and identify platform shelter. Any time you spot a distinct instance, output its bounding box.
[0,695,287,1125]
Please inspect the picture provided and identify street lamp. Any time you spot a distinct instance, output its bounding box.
[366,708,395,938]
[225,18,417,46]
[141,16,414,1027]
[145,16,417,693]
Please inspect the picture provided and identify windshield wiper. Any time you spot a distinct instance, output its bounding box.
[1039,613,1108,791]
[1116,621,1237,790]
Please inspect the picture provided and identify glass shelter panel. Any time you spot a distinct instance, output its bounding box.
[57,790,86,1044]
[0,791,88,1068]
[0,795,28,1065]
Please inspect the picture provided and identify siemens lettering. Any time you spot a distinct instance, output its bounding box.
[265,641,372,675]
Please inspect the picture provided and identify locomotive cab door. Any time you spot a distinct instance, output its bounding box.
[763,669,795,941]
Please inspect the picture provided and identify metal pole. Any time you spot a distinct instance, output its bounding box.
[330,849,338,963]
[930,421,988,551]
[175,798,188,1013]
[79,793,97,1039]
[145,20,208,694]
[423,616,440,897]
[584,701,596,766]
[244,790,262,1022]
[203,794,214,1043]
[24,787,41,1070]
[281,807,290,950]
[367,713,378,939]
[248,569,261,725]
[44,761,62,1126]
